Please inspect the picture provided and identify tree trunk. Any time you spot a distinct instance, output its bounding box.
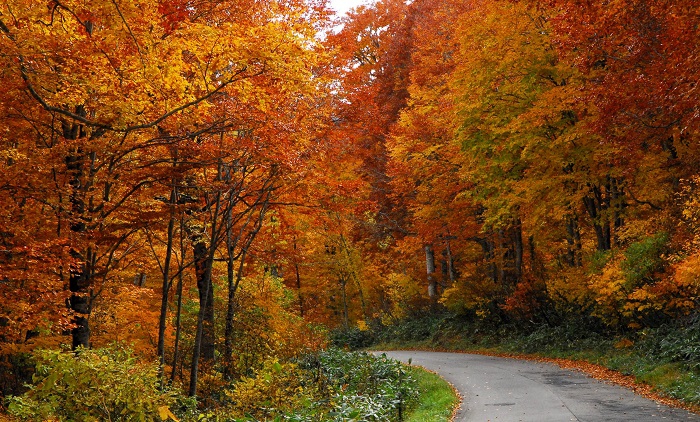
[339,276,350,328]
[474,236,497,282]
[340,233,368,320]
[170,217,186,383]
[513,219,523,281]
[188,194,221,397]
[497,230,506,284]
[610,177,625,245]
[565,215,583,267]
[583,185,611,251]
[294,239,303,317]
[425,245,437,301]
[444,237,456,283]
[223,240,236,380]
[68,254,90,349]
[157,187,176,373]
[223,195,269,379]
[190,232,216,361]
[65,106,90,350]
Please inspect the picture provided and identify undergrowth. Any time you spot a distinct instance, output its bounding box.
[6,346,419,422]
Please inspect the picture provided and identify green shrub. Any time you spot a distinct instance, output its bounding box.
[635,320,700,369]
[329,326,375,350]
[509,321,614,355]
[221,358,326,421]
[7,344,181,422]
[193,349,417,422]
[587,250,613,275]
[622,232,668,287]
[374,314,447,344]
[315,348,418,421]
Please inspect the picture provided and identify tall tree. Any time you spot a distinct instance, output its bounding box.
[0,0,331,365]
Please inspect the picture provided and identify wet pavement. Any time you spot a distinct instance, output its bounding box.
[379,351,700,422]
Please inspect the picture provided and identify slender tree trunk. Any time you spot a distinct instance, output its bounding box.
[444,236,456,283]
[200,278,215,360]
[188,206,218,363]
[188,253,210,396]
[425,245,437,301]
[157,186,177,372]
[339,233,368,320]
[565,215,583,267]
[339,276,350,328]
[513,219,523,281]
[294,239,303,317]
[69,254,90,349]
[189,194,221,397]
[583,186,611,251]
[170,217,186,383]
[223,194,269,379]
[573,218,582,266]
[528,235,546,279]
[223,199,243,381]
[497,230,506,284]
[474,236,497,282]
[610,177,625,246]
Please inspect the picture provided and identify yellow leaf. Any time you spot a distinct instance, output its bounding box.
[158,406,179,422]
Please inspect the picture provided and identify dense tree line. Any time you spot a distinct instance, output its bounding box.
[328,0,700,330]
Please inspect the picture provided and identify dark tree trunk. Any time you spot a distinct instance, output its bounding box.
[565,215,583,267]
[223,191,269,379]
[497,230,506,284]
[528,235,546,279]
[191,233,216,362]
[513,219,523,281]
[170,217,186,383]
[223,241,236,380]
[475,236,497,282]
[294,239,303,317]
[69,258,90,349]
[157,187,177,371]
[188,194,221,397]
[65,106,90,350]
[610,177,625,245]
[583,185,611,251]
[444,237,456,283]
[338,275,350,328]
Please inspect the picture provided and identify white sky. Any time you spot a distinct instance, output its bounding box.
[329,0,369,17]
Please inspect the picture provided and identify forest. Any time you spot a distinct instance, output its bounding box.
[1,0,699,419]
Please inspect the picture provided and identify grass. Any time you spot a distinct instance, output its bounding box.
[404,365,459,422]
[601,354,700,405]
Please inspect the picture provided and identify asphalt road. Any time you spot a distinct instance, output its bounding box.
[380,351,700,422]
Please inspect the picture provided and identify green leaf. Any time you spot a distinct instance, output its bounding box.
[41,371,58,393]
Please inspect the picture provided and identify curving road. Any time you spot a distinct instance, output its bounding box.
[380,351,700,422]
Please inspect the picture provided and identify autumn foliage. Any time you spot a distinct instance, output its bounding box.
[322,0,700,332]
[1,0,700,415]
